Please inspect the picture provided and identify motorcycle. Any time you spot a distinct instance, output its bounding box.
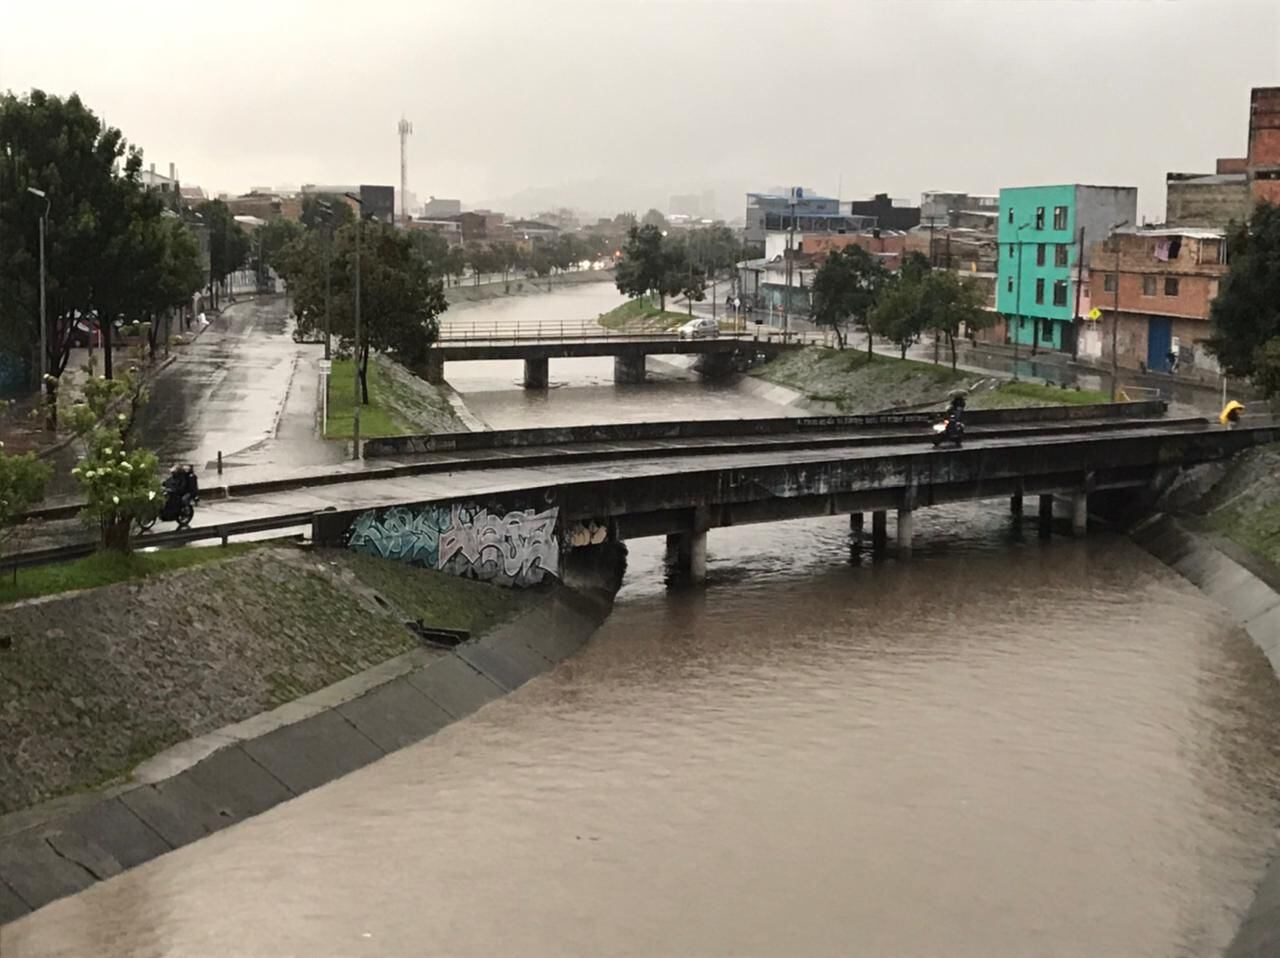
[931,414,964,448]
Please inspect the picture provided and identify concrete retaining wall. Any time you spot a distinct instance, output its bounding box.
[0,559,621,925]
[363,400,1170,457]
[1130,515,1280,957]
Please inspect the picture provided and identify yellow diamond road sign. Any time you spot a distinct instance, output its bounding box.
[1087,307,1103,321]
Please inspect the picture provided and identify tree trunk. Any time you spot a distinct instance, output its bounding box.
[933,330,939,364]
[43,378,57,431]
[901,341,907,360]
[147,312,158,361]
[866,327,874,361]
[359,344,371,405]
[102,310,114,380]
[834,324,846,350]
[101,515,133,553]
[949,332,958,373]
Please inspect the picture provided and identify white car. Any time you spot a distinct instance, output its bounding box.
[678,317,719,340]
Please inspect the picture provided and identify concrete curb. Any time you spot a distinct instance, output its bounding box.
[1129,514,1280,957]
[0,583,614,925]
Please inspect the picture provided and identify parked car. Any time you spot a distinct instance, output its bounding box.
[678,317,719,340]
[66,318,100,348]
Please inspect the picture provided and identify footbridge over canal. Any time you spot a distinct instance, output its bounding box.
[423,330,796,387]
[310,410,1275,585]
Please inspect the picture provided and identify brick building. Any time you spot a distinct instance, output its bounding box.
[1166,86,1280,227]
[1088,228,1227,375]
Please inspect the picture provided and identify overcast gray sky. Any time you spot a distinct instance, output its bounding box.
[2,0,1278,221]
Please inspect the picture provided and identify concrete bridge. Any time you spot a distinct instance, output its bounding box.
[307,413,1274,585]
[423,332,794,386]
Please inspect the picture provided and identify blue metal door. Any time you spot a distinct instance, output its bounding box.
[1147,316,1172,372]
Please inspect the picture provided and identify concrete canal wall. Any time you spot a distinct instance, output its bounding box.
[0,543,625,925]
[1131,514,1280,957]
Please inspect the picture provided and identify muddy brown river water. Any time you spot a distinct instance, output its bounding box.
[6,503,1280,958]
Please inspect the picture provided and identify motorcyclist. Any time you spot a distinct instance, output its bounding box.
[945,391,967,428]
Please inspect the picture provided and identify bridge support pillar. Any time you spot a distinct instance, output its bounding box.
[1038,495,1054,538]
[850,512,864,537]
[523,356,549,389]
[871,510,888,553]
[614,352,646,384]
[665,530,707,583]
[896,508,914,557]
[424,352,444,385]
[1010,493,1023,518]
[1071,491,1088,537]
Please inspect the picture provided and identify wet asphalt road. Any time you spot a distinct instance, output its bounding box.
[134,297,343,476]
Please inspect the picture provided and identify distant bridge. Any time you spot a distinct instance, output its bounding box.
[425,325,797,386]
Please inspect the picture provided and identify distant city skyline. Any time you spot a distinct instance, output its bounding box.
[3,0,1277,223]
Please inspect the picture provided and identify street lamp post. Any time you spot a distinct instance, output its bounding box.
[1107,218,1131,401]
[345,193,364,459]
[317,200,334,361]
[27,187,50,428]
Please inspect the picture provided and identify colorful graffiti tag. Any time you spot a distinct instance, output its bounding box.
[347,503,559,587]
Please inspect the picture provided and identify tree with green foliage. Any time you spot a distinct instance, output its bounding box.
[254,217,304,277]
[641,208,666,229]
[1207,203,1280,398]
[809,245,888,351]
[68,361,162,553]
[869,278,924,359]
[917,270,991,371]
[900,250,932,285]
[0,433,52,558]
[300,194,355,232]
[615,224,700,311]
[284,219,448,401]
[196,199,250,307]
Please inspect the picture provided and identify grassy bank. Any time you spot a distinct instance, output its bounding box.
[751,346,968,412]
[969,381,1111,409]
[0,542,263,605]
[598,297,693,331]
[326,354,462,440]
[0,546,538,813]
[1200,444,1280,571]
[751,346,1111,413]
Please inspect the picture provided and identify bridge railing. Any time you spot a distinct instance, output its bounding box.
[434,318,777,345]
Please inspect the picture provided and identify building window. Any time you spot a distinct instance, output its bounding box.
[1053,206,1068,230]
[1142,275,1157,296]
[1055,244,1069,267]
[1103,273,1117,293]
[1164,277,1180,296]
[1007,277,1014,293]
[1007,208,1014,224]
[1052,280,1068,307]
[1035,278,1045,304]
[1041,322,1054,343]
[1036,243,1046,266]
[1008,244,1015,259]
[1035,207,1045,230]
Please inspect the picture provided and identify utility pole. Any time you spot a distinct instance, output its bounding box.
[317,200,334,360]
[785,190,798,335]
[1012,222,1029,382]
[346,193,364,458]
[1107,218,1130,401]
[27,188,50,427]
[1071,226,1085,361]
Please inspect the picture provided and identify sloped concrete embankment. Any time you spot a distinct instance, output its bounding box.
[0,542,624,924]
[1130,515,1280,957]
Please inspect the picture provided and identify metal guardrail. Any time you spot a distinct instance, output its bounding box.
[3,510,317,574]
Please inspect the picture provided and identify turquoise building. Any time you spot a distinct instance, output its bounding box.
[996,184,1137,351]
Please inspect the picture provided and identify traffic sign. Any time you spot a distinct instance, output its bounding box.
[319,359,332,374]
[1086,307,1103,322]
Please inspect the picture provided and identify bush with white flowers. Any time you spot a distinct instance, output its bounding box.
[69,365,162,553]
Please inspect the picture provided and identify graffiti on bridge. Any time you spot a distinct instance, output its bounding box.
[348,503,559,587]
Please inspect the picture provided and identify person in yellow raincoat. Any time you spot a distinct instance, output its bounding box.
[1220,400,1245,429]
